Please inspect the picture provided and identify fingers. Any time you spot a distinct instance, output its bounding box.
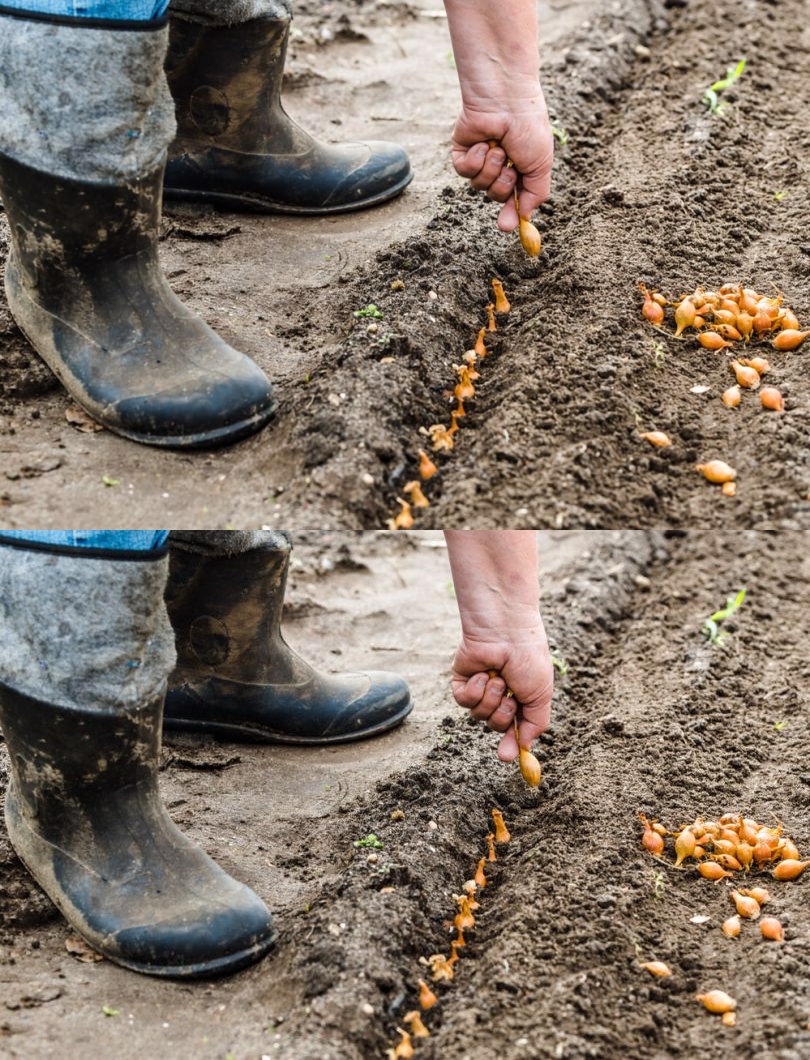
[452,144,518,202]
[451,672,518,733]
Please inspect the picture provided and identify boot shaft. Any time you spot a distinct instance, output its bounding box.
[166,14,302,154]
[0,152,162,307]
[165,539,303,683]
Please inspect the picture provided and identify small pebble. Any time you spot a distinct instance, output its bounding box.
[428,820,438,831]
[361,1002,374,1016]
[635,44,651,59]
[361,473,374,486]
[428,290,438,300]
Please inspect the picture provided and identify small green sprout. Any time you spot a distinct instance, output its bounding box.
[774,720,789,732]
[551,121,569,145]
[551,654,569,676]
[101,1006,120,1017]
[703,58,747,116]
[353,304,384,320]
[353,834,384,849]
[774,190,789,202]
[101,475,120,488]
[652,870,666,899]
[702,587,747,646]
[652,341,666,369]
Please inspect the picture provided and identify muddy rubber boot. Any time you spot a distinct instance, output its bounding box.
[0,540,276,977]
[164,531,413,742]
[0,12,275,447]
[164,7,413,214]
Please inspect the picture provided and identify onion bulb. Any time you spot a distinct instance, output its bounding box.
[519,745,543,788]
[721,385,742,408]
[492,809,511,844]
[639,431,673,448]
[759,916,784,941]
[417,979,438,1009]
[759,386,784,412]
[640,813,664,855]
[722,1012,737,1027]
[474,858,487,888]
[721,915,742,938]
[773,859,809,880]
[674,299,696,336]
[696,990,736,1014]
[640,961,672,977]
[739,356,770,375]
[403,1011,430,1038]
[418,449,438,481]
[699,862,732,881]
[518,216,542,258]
[487,832,497,862]
[695,460,736,484]
[731,890,760,919]
[491,279,511,314]
[699,332,733,350]
[403,481,430,509]
[731,360,760,389]
[773,329,809,350]
[722,481,737,498]
[674,829,696,867]
[393,1028,415,1059]
[474,328,487,358]
[640,283,664,325]
[780,839,799,861]
[487,303,497,332]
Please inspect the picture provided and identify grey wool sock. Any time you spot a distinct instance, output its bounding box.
[0,14,175,183]
[169,0,292,26]
[169,531,292,555]
[0,547,176,712]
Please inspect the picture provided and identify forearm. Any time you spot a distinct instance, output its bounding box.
[443,0,540,104]
[444,530,540,638]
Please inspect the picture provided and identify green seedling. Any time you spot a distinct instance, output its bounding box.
[551,654,569,676]
[702,587,747,646]
[551,121,569,145]
[651,870,666,899]
[101,1006,120,1017]
[652,341,666,369]
[774,720,789,732]
[702,58,747,116]
[353,834,384,849]
[101,475,120,488]
[353,304,384,319]
[774,190,789,202]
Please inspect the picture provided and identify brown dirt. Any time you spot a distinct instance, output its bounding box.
[4,0,807,529]
[2,529,810,1059]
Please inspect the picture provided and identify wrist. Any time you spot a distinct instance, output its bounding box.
[459,606,545,645]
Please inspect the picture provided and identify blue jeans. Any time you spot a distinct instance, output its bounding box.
[0,0,169,20]
[0,531,170,551]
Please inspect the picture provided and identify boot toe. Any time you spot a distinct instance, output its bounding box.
[323,669,413,740]
[111,358,276,448]
[110,882,276,978]
[321,140,413,211]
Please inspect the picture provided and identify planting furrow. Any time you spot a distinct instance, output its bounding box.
[422,531,810,1059]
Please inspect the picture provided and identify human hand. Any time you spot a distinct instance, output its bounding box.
[450,623,554,762]
[450,93,554,232]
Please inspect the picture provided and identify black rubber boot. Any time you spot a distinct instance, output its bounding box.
[0,152,276,447]
[0,543,276,977]
[164,538,413,743]
[163,13,413,214]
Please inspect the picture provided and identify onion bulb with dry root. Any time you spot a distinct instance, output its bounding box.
[492,279,511,314]
[492,809,511,844]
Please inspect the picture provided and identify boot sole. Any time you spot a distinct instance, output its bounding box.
[163,695,414,745]
[5,264,277,450]
[163,170,414,215]
[5,792,278,979]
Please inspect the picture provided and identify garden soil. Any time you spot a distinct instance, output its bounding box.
[2,529,810,1060]
[2,0,808,529]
